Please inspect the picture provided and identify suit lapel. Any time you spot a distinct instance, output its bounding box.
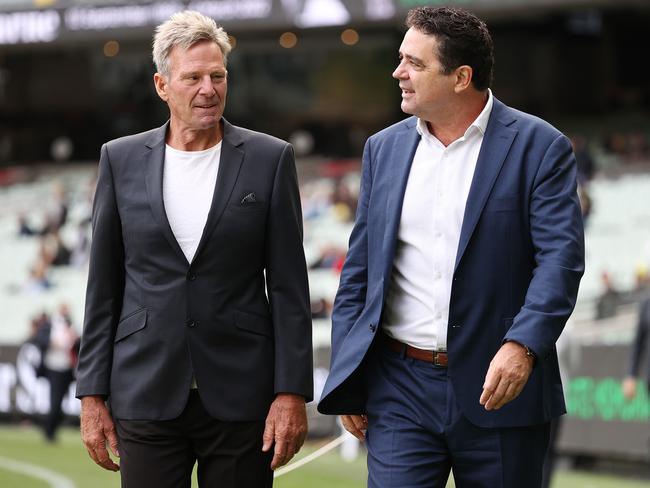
[454,99,517,271]
[191,119,244,264]
[381,118,420,282]
[143,122,188,264]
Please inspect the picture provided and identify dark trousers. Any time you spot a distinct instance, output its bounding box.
[115,390,273,488]
[44,368,74,441]
[365,345,550,488]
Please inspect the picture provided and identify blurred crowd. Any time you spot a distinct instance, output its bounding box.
[26,302,80,442]
[15,180,93,294]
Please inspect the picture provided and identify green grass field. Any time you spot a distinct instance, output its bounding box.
[0,425,648,487]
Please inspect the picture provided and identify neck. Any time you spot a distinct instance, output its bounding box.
[167,120,223,151]
[424,90,488,146]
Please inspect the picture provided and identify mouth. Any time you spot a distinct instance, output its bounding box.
[194,103,218,110]
[400,87,414,97]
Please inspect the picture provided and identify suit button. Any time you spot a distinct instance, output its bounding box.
[369,324,376,333]
[186,320,196,328]
[188,273,197,281]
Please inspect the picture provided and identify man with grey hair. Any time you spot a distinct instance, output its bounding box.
[75,10,313,487]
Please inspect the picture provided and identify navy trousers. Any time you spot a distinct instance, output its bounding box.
[365,344,550,488]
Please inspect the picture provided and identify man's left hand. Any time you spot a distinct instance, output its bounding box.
[262,393,308,470]
[480,341,534,411]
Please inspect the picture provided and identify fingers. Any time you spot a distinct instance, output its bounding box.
[271,437,295,470]
[479,369,499,407]
[82,428,120,472]
[262,419,274,453]
[105,422,120,458]
[93,442,120,472]
[340,415,367,441]
[80,396,119,471]
[480,343,533,411]
[263,394,308,469]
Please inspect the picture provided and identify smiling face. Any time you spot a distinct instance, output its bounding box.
[392,27,456,121]
[154,40,227,145]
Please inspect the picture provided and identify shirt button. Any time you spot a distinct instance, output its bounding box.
[369,324,376,333]
[186,320,196,328]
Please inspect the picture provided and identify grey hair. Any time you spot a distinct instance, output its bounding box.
[153,10,232,78]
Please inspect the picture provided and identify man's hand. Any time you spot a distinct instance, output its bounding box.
[480,341,534,411]
[262,393,308,470]
[340,415,368,441]
[623,376,638,401]
[80,395,120,471]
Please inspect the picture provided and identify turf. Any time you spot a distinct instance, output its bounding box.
[0,425,648,488]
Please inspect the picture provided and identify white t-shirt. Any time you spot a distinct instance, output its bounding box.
[163,142,222,263]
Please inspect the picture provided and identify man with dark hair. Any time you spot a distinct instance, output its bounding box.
[318,6,584,487]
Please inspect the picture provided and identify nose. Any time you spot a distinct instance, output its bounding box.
[392,61,407,80]
[199,75,216,96]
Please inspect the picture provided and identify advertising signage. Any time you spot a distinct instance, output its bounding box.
[0,0,623,46]
[0,0,397,45]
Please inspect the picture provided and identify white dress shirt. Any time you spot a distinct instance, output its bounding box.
[383,90,494,350]
[163,142,221,264]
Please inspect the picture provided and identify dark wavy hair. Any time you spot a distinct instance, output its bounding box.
[406,6,494,91]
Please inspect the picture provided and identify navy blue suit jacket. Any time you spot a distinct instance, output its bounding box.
[318,98,585,428]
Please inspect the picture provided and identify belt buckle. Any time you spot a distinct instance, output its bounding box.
[432,351,441,366]
[432,349,446,366]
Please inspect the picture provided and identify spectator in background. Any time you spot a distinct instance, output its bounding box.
[17,182,69,237]
[331,177,357,222]
[33,303,79,442]
[23,259,52,294]
[309,244,346,272]
[623,295,650,400]
[40,231,72,267]
[310,298,332,319]
[571,135,595,185]
[595,271,621,319]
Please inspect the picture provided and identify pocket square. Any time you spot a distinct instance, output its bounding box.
[240,192,257,204]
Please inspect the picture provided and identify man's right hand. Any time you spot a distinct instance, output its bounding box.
[340,415,368,441]
[80,395,120,471]
[623,376,638,401]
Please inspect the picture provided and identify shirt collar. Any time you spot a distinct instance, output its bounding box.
[416,88,494,141]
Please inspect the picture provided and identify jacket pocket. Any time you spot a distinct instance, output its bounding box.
[234,310,272,338]
[114,308,147,343]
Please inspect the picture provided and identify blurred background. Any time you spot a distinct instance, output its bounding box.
[1,0,649,486]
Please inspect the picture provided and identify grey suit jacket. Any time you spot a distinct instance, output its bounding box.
[76,119,313,421]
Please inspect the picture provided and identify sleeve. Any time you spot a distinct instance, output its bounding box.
[504,134,586,360]
[265,143,313,401]
[329,138,373,362]
[75,144,125,398]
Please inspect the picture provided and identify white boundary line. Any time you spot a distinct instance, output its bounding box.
[274,434,348,478]
[0,455,76,488]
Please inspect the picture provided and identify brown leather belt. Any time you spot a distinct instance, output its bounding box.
[383,334,448,367]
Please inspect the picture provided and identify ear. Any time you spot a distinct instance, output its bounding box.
[453,65,473,93]
[153,72,168,101]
